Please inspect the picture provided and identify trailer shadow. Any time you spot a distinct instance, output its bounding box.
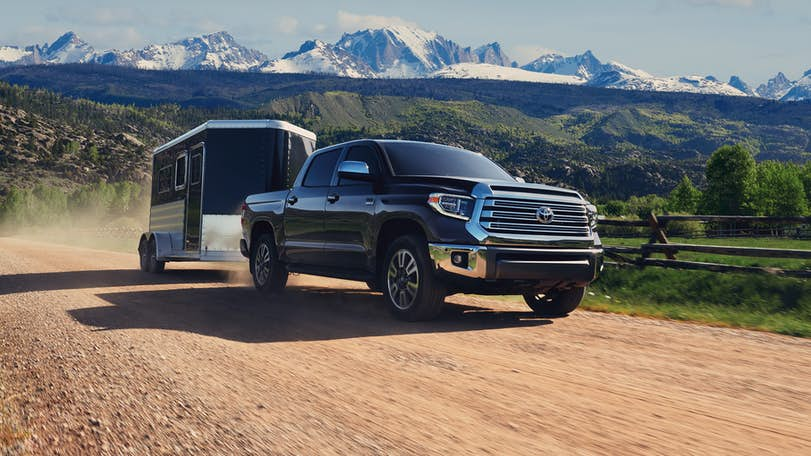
[72,285,553,343]
[0,269,241,295]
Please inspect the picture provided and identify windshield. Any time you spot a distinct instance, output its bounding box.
[383,142,513,181]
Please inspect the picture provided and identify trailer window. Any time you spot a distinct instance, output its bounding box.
[158,165,173,194]
[190,153,202,185]
[175,154,187,190]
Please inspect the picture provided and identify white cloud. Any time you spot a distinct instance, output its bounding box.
[277,16,299,35]
[510,45,560,65]
[336,11,421,32]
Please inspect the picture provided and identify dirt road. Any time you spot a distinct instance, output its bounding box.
[0,237,809,455]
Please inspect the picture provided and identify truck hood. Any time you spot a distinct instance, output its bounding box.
[393,176,586,203]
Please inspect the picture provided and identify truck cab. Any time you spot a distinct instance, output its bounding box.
[242,139,602,321]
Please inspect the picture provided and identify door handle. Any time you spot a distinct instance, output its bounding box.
[286,195,298,205]
[327,193,340,204]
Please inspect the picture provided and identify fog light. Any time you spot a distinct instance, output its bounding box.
[451,252,469,268]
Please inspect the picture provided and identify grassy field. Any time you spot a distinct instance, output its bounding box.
[587,236,811,337]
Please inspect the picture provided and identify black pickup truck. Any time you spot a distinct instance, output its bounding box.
[240,140,603,321]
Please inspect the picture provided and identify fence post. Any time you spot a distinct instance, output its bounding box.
[648,212,675,260]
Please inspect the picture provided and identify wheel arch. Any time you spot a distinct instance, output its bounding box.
[375,217,428,276]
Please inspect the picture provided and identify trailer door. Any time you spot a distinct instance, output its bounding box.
[185,143,204,252]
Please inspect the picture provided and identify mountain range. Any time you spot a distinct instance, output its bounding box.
[0,29,808,101]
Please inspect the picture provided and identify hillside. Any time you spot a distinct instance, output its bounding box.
[0,82,183,192]
[0,68,810,199]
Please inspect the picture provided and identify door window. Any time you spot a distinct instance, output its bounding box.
[302,149,340,187]
[190,153,202,185]
[339,145,381,187]
[174,154,187,190]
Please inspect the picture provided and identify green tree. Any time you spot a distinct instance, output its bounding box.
[751,161,808,216]
[627,194,668,219]
[800,162,811,205]
[600,200,629,217]
[700,144,756,215]
[667,176,702,214]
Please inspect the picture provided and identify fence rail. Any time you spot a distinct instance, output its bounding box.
[600,213,811,277]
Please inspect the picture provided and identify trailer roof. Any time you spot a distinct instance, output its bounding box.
[153,120,317,155]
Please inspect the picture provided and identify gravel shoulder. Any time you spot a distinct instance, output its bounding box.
[1,237,809,455]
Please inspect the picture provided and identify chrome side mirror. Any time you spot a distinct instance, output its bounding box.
[338,160,374,181]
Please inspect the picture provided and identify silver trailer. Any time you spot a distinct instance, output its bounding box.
[138,120,316,272]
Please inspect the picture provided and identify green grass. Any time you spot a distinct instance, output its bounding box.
[584,259,811,337]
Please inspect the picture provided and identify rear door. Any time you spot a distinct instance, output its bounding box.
[281,148,341,265]
[184,143,204,252]
[322,144,382,270]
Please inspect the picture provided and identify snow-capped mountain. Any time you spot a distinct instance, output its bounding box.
[41,32,96,63]
[0,32,94,66]
[333,25,478,77]
[521,50,605,80]
[95,31,266,71]
[430,63,584,84]
[259,40,375,78]
[0,29,807,101]
[522,50,745,96]
[728,75,757,96]
[589,70,746,96]
[780,69,811,101]
[756,72,795,99]
[474,43,513,67]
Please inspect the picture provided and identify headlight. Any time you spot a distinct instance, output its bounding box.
[428,193,475,220]
[585,203,598,229]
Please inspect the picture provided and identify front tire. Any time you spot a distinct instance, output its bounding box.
[523,287,586,317]
[251,234,288,294]
[382,235,445,321]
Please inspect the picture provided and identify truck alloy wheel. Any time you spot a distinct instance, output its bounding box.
[250,234,288,294]
[254,243,272,286]
[387,249,420,310]
[382,235,446,321]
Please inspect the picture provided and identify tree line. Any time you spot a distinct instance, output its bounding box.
[0,181,148,232]
[599,144,811,218]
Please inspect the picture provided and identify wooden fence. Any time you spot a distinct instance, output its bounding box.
[601,214,811,278]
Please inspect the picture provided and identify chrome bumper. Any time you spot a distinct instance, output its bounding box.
[428,243,603,283]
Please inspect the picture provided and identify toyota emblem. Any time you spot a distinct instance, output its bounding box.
[536,206,554,224]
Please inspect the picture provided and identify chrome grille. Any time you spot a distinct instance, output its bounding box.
[478,197,591,237]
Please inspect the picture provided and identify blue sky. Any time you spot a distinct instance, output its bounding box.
[1,0,809,84]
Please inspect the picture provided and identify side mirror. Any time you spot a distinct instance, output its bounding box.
[338,161,375,181]
[514,176,526,183]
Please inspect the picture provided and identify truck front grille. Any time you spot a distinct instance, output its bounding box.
[479,197,591,237]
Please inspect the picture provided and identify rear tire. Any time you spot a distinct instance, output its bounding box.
[251,234,288,294]
[140,237,165,273]
[523,287,586,317]
[138,238,149,272]
[381,235,445,321]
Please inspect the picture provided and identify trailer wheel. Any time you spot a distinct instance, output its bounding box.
[251,234,288,294]
[138,237,150,272]
[144,237,165,274]
[523,287,585,317]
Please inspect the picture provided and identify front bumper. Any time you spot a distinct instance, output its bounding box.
[428,243,603,285]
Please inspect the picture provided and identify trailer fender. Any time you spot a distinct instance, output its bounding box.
[150,232,174,261]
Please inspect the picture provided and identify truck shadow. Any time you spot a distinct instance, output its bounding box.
[0,269,242,295]
[72,286,553,343]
